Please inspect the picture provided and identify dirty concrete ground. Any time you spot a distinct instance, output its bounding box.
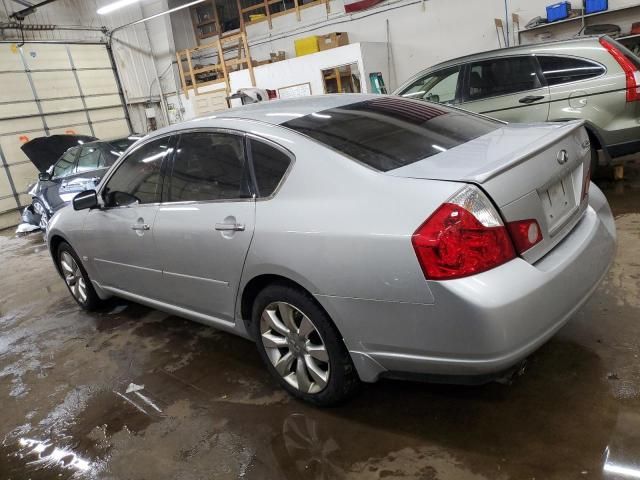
[0,165,639,480]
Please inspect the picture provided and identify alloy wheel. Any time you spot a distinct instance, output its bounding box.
[260,302,330,394]
[60,251,87,304]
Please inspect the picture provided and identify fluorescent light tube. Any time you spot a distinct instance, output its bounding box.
[97,0,141,15]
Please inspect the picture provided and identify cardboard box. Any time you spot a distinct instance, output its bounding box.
[294,36,319,57]
[318,32,350,51]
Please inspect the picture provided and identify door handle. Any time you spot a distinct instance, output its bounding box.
[519,95,545,104]
[215,222,245,232]
[131,223,150,231]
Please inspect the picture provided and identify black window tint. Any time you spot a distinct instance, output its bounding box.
[400,66,461,104]
[103,137,169,206]
[467,56,541,101]
[283,97,499,172]
[250,139,291,197]
[169,132,249,202]
[75,146,102,173]
[538,56,605,86]
[53,149,78,178]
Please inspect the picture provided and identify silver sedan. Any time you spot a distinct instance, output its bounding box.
[46,95,616,406]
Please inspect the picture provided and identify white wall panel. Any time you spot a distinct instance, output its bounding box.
[40,98,85,114]
[76,70,119,96]
[85,94,123,109]
[0,44,26,71]
[31,71,80,98]
[0,130,45,167]
[92,119,130,139]
[68,44,113,69]
[8,163,38,193]
[47,111,90,128]
[88,107,126,123]
[0,103,39,121]
[22,44,71,70]
[0,118,44,136]
[0,73,35,102]
[48,124,93,136]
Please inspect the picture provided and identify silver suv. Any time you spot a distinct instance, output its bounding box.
[395,36,640,171]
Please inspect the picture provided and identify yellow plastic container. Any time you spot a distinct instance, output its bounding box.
[249,13,265,21]
[294,36,320,57]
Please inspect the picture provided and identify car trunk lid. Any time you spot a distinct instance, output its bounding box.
[388,121,591,263]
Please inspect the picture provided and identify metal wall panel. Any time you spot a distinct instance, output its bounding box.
[0,42,130,229]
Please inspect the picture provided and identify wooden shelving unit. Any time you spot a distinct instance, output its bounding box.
[236,0,329,31]
[176,31,256,98]
[191,1,222,44]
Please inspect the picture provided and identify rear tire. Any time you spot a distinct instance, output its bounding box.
[56,242,103,311]
[251,283,361,406]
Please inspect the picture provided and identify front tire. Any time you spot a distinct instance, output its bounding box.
[32,199,50,231]
[57,242,102,311]
[251,283,360,406]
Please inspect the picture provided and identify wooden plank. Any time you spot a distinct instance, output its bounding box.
[241,3,266,12]
[185,49,197,96]
[236,0,245,33]
[264,0,272,29]
[242,32,256,86]
[212,0,221,36]
[216,38,231,94]
[192,64,221,74]
[176,52,188,99]
[294,0,300,21]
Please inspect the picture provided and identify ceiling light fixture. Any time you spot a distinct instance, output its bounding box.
[97,0,141,15]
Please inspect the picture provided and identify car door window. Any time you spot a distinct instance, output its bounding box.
[52,149,78,178]
[249,139,292,197]
[537,56,606,86]
[400,66,461,104]
[103,137,170,207]
[75,146,102,173]
[466,56,542,101]
[168,132,250,202]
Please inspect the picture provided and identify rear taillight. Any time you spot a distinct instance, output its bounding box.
[412,185,516,280]
[600,37,640,102]
[507,219,543,254]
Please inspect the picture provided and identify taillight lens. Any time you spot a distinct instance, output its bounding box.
[600,37,640,102]
[507,219,543,254]
[412,185,516,280]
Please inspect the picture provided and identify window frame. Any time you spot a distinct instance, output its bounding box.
[164,128,255,206]
[245,132,295,201]
[534,54,607,87]
[398,65,464,105]
[97,133,176,210]
[460,54,546,103]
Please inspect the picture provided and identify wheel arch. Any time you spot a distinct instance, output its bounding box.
[48,234,70,278]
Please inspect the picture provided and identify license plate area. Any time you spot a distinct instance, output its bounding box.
[540,173,578,236]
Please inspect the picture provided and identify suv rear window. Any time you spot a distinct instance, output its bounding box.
[282,97,499,172]
[538,56,605,86]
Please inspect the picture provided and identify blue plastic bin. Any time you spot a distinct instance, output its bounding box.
[547,2,571,22]
[585,0,608,14]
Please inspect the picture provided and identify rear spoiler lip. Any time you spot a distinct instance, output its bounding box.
[468,120,586,184]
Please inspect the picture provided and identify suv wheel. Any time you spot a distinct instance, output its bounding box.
[252,283,360,406]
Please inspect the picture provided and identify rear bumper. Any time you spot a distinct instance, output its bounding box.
[317,184,616,383]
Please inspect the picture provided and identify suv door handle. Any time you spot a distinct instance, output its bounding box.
[215,222,245,232]
[519,95,545,104]
[131,223,150,231]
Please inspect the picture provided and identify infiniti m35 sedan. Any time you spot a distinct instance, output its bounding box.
[46,95,616,406]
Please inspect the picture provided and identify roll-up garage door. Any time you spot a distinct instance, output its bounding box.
[0,42,131,230]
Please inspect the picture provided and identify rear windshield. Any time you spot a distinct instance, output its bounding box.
[282,97,499,172]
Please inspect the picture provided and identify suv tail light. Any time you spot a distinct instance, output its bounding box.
[412,185,516,280]
[600,37,640,102]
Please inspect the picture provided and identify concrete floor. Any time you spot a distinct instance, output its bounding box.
[1,166,639,480]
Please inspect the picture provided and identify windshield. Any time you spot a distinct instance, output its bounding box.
[282,97,499,172]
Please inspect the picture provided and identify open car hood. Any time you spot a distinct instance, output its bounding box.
[21,134,97,172]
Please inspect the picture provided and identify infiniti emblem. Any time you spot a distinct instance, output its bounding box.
[557,150,569,165]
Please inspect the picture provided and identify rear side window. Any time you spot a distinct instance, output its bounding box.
[168,132,250,202]
[103,137,169,206]
[283,97,499,172]
[538,56,605,86]
[75,146,102,173]
[249,139,291,197]
[400,66,462,104]
[466,56,542,101]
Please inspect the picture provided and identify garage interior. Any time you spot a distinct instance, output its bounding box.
[1,0,640,478]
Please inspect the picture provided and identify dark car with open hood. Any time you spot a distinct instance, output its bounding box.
[21,134,142,230]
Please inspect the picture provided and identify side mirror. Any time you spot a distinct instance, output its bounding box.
[38,172,52,182]
[73,190,98,211]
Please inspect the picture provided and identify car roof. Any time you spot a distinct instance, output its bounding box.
[145,94,380,139]
[425,35,605,72]
[82,135,141,147]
